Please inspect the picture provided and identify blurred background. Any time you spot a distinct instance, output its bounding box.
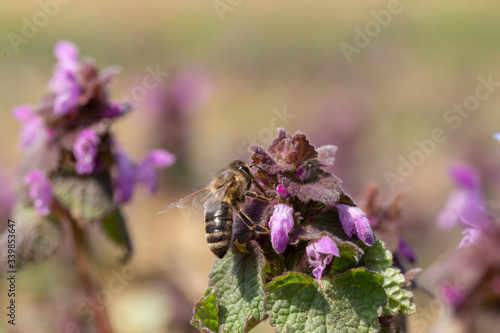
[2,1,500,332]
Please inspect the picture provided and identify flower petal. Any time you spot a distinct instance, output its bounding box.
[141,149,176,168]
[54,40,79,62]
[19,116,45,149]
[74,129,100,175]
[458,227,481,249]
[52,71,80,115]
[12,105,34,121]
[437,190,462,229]
[440,283,463,307]
[113,149,136,204]
[136,150,176,193]
[397,238,417,263]
[276,184,290,199]
[268,203,294,254]
[313,237,339,257]
[448,162,481,190]
[306,237,340,279]
[24,170,53,216]
[336,204,374,246]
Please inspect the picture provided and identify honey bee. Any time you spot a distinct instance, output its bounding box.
[158,160,272,258]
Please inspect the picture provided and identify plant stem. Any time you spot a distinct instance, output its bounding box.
[68,215,115,333]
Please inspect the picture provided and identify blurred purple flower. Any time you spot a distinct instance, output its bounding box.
[113,149,136,204]
[24,170,53,216]
[0,167,15,220]
[73,129,100,175]
[12,105,46,148]
[397,238,417,263]
[53,40,79,71]
[114,148,175,204]
[494,133,500,142]
[437,162,488,230]
[268,203,294,254]
[170,70,211,113]
[102,102,131,119]
[439,283,463,307]
[457,228,481,250]
[48,41,80,115]
[136,149,176,193]
[335,204,374,246]
[306,237,339,279]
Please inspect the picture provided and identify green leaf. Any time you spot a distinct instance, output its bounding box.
[328,241,364,275]
[52,170,114,224]
[102,209,133,263]
[192,288,219,332]
[206,246,267,333]
[360,241,416,316]
[265,269,386,333]
[0,204,63,272]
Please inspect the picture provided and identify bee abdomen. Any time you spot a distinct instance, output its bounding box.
[205,202,233,259]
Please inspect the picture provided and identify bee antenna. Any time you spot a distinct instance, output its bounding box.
[250,164,264,172]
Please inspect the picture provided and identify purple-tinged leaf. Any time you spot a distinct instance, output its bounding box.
[316,145,337,167]
[278,171,342,207]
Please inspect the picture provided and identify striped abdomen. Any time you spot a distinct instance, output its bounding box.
[205,201,233,258]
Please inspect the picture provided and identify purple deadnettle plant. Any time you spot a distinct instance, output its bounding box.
[192,129,415,333]
[1,41,174,333]
[433,158,500,332]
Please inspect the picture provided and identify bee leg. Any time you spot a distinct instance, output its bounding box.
[244,191,272,202]
[250,178,268,195]
[235,207,270,234]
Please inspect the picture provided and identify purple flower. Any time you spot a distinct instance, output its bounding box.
[113,148,175,204]
[494,133,500,142]
[268,203,294,253]
[437,162,488,230]
[276,184,290,199]
[335,204,374,246]
[306,237,340,279]
[397,238,417,263]
[73,129,100,175]
[102,102,131,119]
[12,105,46,148]
[295,167,308,181]
[170,70,211,113]
[136,149,176,193]
[24,170,53,216]
[457,227,481,250]
[48,41,80,115]
[53,40,79,71]
[51,70,80,115]
[113,149,136,204]
[439,283,463,307]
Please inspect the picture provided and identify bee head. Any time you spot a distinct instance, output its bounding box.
[229,160,252,177]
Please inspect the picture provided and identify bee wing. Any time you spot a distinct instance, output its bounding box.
[203,182,231,213]
[157,188,212,214]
